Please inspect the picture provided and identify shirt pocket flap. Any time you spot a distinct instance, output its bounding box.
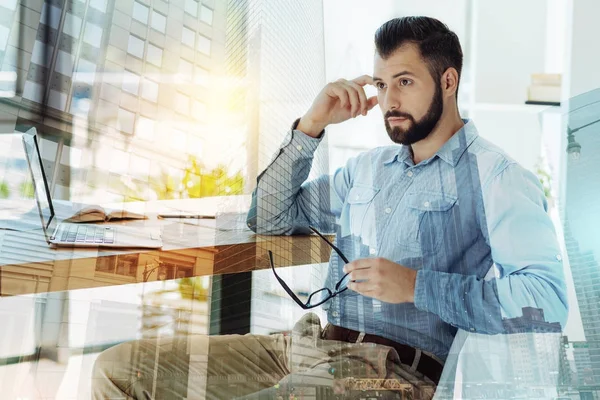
[406,192,458,212]
[347,186,380,204]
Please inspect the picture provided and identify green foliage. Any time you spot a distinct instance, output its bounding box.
[535,162,552,200]
[0,181,9,199]
[19,180,34,199]
[177,277,209,301]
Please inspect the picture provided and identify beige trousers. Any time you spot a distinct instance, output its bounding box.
[92,313,436,399]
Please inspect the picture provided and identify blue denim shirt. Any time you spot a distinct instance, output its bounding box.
[247,119,568,360]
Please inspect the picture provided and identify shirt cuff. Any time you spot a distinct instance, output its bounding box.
[414,269,437,314]
[279,118,323,157]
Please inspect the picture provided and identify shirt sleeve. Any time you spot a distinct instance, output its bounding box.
[413,162,568,334]
[246,121,354,235]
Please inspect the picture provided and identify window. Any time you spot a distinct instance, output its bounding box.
[122,70,140,95]
[197,35,211,55]
[146,43,163,67]
[55,50,75,77]
[0,0,18,11]
[178,58,193,80]
[141,78,158,102]
[192,100,206,120]
[90,0,107,13]
[174,92,190,115]
[63,13,82,38]
[182,26,195,48]
[199,5,213,25]
[0,25,9,52]
[74,58,96,84]
[184,0,198,17]
[132,1,149,24]
[151,11,166,33]
[127,35,144,58]
[118,108,135,134]
[41,3,61,30]
[194,65,209,86]
[48,89,67,111]
[31,40,53,66]
[170,129,186,151]
[83,22,103,48]
[135,116,155,140]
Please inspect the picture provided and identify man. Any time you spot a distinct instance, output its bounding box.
[93,16,567,399]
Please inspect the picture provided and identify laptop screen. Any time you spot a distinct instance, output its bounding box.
[22,130,57,240]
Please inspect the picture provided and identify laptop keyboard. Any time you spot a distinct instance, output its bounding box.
[61,225,115,244]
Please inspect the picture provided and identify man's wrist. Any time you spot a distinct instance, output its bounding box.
[296,116,326,138]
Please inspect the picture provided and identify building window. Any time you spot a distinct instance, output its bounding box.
[41,3,61,30]
[63,13,83,38]
[0,25,9,52]
[122,70,140,95]
[146,43,163,67]
[184,0,198,17]
[132,1,149,24]
[135,115,155,141]
[178,58,193,81]
[199,5,213,25]
[151,10,166,33]
[90,0,108,13]
[174,92,190,115]
[194,65,209,86]
[182,26,195,48]
[127,34,144,58]
[197,35,211,56]
[118,108,135,134]
[141,77,159,102]
[83,22,103,48]
[55,50,74,77]
[192,100,206,120]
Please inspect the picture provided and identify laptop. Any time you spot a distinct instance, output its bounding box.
[22,129,163,249]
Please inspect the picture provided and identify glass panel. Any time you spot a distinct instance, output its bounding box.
[118,108,135,134]
[179,58,192,80]
[200,5,213,25]
[184,0,198,17]
[306,288,331,307]
[30,40,53,66]
[182,26,195,48]
[135,116,155,140]
[55,50,74,77]
[127,34,144,58]
[0,25,9,52]
[141,78,158,102]
[90,0,107,13]
[132,1,149,24]
[83,22,103,48]
[63,13,83,38]
[197,35,211,55]
[336,273,351,291]
[147,43,162,67]
[192,100,206,120]
[41,3,61,30]
[174,92,190,115]
[122,70,140,95]
[151,11,166,33]
[194,65,209,85]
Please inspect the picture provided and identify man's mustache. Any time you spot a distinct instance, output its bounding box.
[384,110,414,121]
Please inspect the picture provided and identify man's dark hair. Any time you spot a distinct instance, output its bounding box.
[375,16,463,98]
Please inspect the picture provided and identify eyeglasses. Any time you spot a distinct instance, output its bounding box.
[268,226,351,309]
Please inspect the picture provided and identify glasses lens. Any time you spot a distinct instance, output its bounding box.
[336,273,352,291]
[307,288,332,307]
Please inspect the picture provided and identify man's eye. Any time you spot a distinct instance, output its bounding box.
[399,79,412,86]
[376,82,386,90]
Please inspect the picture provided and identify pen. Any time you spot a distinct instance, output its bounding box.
[158,214,216,219]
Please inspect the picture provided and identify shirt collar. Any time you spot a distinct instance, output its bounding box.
[382,119,478,167]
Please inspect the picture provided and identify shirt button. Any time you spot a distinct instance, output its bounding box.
[470,328,476,332]
[369,248,376,255]
[406,171,413,177]
[332,311,339,317]
[423,201,430,208]
[296,145,303,151]
[385,207,392,214]
[556,255,562,261]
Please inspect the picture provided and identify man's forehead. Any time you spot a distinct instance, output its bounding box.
[373,45,425,78]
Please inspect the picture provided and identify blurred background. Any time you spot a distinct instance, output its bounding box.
[0,0,599,398]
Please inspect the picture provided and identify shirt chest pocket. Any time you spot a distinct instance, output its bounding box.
[397,192,458,255]
[346,185,380,238]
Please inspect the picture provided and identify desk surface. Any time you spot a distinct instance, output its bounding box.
[0,196,332,296]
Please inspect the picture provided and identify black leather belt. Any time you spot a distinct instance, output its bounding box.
[322,324,443,384]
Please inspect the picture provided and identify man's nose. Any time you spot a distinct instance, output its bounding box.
[383,89,399,112]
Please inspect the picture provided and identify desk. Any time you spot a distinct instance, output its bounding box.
[0,196,333,297]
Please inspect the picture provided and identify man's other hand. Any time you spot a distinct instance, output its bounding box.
[297,75,379,137]
[343,257,417,303]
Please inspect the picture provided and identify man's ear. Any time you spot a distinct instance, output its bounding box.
[442,68,459,97]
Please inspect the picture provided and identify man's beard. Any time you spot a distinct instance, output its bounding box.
[384,84,444,145]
